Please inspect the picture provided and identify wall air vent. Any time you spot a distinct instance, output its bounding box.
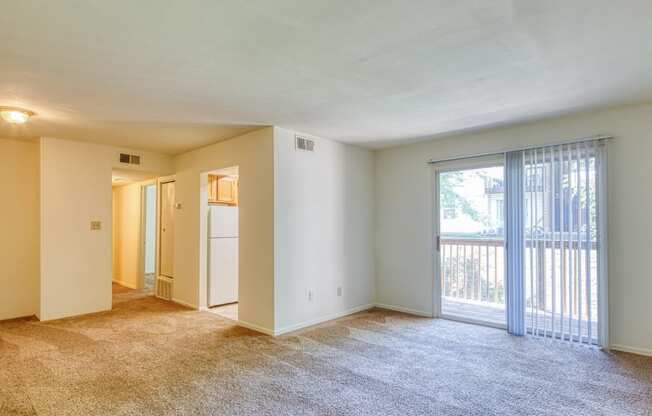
[119,153,141,165]
[295,135,315,152]
[156,276,173,300]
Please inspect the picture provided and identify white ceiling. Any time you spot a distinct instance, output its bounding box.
[1,1,651,153]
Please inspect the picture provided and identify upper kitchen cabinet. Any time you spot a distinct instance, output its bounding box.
[208,175,239,205]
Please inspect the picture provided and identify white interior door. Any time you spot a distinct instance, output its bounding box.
[159,181,175,278]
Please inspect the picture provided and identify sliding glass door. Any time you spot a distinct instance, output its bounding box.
[522,143,603,344]
[435,158,506,327]
[434,139,607,346]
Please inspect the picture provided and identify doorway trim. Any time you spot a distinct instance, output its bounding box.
[431,154,507,329]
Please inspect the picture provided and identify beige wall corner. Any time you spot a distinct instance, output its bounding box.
[272,127,376,333]
[0,138,40,320]
[39,137,173,321]
[172,127,275,332]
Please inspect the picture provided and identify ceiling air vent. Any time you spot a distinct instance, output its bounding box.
[119,153,141,165]
[295,135,315,152]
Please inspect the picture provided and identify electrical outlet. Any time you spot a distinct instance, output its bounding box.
[337,286,342,297]
[90,221,101,231]
[308,290,314,301]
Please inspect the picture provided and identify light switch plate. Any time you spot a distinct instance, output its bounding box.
[90,221,101,230]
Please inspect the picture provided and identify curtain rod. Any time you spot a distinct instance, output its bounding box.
[426,134,613,165]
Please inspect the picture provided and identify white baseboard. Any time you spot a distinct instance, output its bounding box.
[172,298,197,310]
[112,279,138,290]
[611,344,652,357]
[236,319,275,336]
[373,303,433,318]
[273,303,375,336]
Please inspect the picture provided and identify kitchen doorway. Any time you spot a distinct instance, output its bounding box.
[204,166,239,321]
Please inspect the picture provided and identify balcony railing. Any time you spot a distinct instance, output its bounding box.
[440,236,598,339]
[440,237,505,305]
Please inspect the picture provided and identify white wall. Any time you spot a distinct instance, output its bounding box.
[0,138,40,320]
[40,137,172,320]
[273,127,375,334]
[375,103,652,353]
[172,128,276,333]
[40,137,113,319]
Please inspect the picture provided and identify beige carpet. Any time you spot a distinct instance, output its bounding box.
[1,288,651,415]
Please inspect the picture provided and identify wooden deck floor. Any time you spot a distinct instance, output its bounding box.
[442,297,506,325]
[442,297,599,342]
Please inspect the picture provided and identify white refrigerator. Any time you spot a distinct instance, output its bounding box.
[208,205,238,306]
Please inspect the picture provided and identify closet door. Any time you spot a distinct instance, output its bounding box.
[159,181,175,278]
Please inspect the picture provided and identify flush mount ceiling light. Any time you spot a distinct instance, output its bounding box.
[0,107,35,124]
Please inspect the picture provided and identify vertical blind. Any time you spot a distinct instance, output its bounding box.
[522,141,604,344]
[505,151,525,336]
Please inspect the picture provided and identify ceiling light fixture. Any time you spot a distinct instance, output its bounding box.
[0,107,35,124]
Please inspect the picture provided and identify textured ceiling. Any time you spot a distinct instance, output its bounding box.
[1,1,651,154]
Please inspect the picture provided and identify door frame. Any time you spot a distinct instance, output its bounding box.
[431,154,507,329]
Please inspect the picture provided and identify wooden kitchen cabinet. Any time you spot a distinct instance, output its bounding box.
[208,175,238,205]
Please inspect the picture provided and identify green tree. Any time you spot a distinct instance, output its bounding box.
[440,171,489,225]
